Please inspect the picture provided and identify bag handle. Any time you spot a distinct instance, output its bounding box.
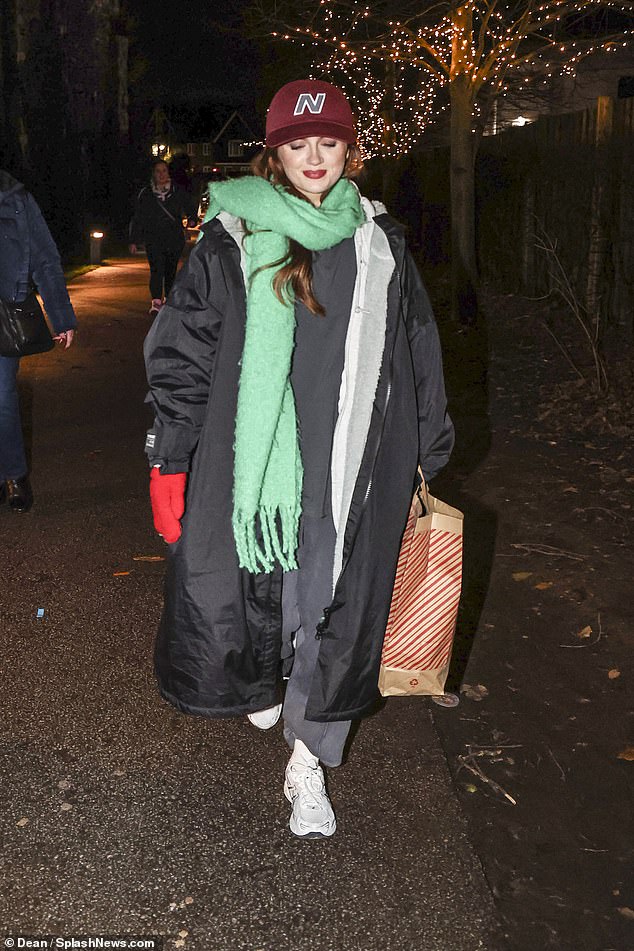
[415,467,431,516]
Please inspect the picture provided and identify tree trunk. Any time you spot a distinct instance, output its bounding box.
[379,59,400,206]
[585,96,614,337]
[449,4,479,326]
[380,156,402,208]
[520,173,536,291]
[613,102,634,342]
[449,76,478,325]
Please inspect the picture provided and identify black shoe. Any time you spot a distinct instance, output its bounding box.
[6,476,33,512]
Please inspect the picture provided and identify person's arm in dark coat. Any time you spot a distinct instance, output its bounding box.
[143,237,227,473]
[129,188,147,246]
[27,194,77,333]
[179,187,199,225]
[400,251,455,482]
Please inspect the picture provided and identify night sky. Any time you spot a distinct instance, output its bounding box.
[130,0,260,105]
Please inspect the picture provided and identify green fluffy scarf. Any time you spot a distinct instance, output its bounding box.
[204,175,364,574]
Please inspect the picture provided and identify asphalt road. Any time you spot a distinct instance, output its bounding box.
[0,257,503,951]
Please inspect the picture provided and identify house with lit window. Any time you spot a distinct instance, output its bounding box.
[174,109,260,177]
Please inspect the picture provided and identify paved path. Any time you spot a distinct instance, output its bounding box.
[1,258,503,951]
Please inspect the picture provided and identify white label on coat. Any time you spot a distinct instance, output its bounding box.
[294,93,326,115]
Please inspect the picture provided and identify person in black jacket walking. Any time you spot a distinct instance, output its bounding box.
[143,81,454,839]
[129,160,198,316]
[0,170,77,512]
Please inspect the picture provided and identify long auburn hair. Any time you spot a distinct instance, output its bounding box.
[249,143,364,315]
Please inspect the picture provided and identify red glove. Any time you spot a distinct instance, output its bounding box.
[149,469,187,543]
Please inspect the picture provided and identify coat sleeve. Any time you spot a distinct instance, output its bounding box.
[128,188,147,245]
[27,194,77,333]
[400,251,455,482]
[143,236,227,473]
[179,188,199,222]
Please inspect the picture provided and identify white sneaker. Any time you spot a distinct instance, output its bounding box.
[284,744,336,839]
[247,703,282,730]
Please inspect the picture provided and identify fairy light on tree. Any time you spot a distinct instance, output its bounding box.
[250,0,634,323]
[310,51,443,157]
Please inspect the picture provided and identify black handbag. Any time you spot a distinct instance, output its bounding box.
[0,291,54,357]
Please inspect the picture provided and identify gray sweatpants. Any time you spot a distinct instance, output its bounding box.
[281,512,351,767]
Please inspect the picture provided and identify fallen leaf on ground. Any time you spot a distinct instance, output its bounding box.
[617,907,634,920]
[617,746,634,761]
[608,669,621,680]
[512,572,532,582]
[534,581,554,590]
[563,486,579,493]
[132,555,165,562]
[461,683,489,701]
[60,802,73,812]
[58,780,71,790]
[184,896,194,905]
[113,571,130,577]
[576,626,592,639]
[16,817,29,827]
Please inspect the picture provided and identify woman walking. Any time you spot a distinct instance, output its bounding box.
[0,170,76,512]
[144,80,454,838]
[129,159,198,316]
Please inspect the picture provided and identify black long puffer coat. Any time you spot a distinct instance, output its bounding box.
[143,208,454,722]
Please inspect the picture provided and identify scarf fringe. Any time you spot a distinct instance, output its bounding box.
[233,506,299,574]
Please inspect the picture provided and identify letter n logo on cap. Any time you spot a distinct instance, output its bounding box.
[294,92,326,116]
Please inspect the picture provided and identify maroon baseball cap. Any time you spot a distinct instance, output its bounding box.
[266,80,356,148]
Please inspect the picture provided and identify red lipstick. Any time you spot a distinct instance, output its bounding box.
[303,170,327,179]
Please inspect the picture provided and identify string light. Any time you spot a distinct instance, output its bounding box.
[270,0,634,155]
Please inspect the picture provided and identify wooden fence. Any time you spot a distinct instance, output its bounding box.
[369,96,634,339]
[477,95,634,339]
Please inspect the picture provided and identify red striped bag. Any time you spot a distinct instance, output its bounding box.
[379,482,463,697]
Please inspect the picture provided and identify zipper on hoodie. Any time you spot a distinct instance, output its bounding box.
[315,268,400,640]
[315,223,406,640]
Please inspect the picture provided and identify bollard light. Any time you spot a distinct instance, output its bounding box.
[90,230,105,265]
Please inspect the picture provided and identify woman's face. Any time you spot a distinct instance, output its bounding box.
[277,137,348,206]
[153,163,170,187]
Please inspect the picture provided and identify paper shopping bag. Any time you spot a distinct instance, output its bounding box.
[379,482,463,697]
